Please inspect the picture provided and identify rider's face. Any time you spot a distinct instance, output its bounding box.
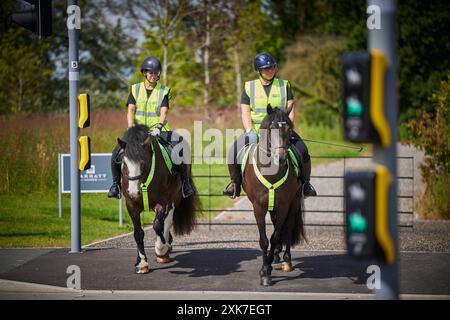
[143,70,159,83]
[259,65,276,81]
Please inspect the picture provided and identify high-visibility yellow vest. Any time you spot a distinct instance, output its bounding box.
[244,78,289,133]
[131,82,171,130]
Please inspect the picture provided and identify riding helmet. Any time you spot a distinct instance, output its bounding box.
[254,53,276,71]
[141,56,162,73]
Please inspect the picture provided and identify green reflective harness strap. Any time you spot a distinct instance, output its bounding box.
[251,148,290,212]
[141,143,156,213]
[240,144,255,175]
[140,141,173,213]
[288,148,299,177]
[157,141,172,174]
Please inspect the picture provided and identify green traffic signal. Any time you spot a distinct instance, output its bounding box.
[348,211,367,233]
[346,97,363,116]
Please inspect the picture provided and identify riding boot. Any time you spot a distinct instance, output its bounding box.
[302,161,317,198]
[223,163,242,199]
[108,151,122,199]
[179,163,195,198]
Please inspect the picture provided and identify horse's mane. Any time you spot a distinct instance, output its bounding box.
[259,108,293,136]
[122,124,150,162]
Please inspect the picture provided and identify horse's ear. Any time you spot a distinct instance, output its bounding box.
[117,138,126,149]
[267,103,274,114]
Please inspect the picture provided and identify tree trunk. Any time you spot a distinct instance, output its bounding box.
[233,47,242,115]
[203,0,211,120]
[162,0,169,85]
[163,42,168,85]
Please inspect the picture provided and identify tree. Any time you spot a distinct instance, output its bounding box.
[48,1,136,110]
[406,73,450,218]
[397,0,450,122]
[0,1,52,114]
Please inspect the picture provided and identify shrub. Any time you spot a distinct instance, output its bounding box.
[406,73,450,219]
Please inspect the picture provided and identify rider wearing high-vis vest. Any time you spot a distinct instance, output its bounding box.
[223,52,317,199]
[108,56,195,199]
[245,78,289,133]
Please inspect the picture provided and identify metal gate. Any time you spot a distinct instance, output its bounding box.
[193,155,415,229]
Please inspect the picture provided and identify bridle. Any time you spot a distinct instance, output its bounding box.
[258,120,291,157]
[127,172,144,181]
[123,144,154,183]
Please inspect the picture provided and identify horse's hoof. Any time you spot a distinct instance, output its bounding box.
[272,262,282,270]
[273,256,282,269]
[273,256,281,264]
[260,276,273,287]
[156,255,170,264]
[282,261,293,272]
[135,265,149,274]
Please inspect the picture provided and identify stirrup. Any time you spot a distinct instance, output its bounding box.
[223,182,237,199]
[181,182,194,198]
[303,182,317,198]
[108,183,122,199]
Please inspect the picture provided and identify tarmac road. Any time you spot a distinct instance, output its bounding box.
[0,247,449,299]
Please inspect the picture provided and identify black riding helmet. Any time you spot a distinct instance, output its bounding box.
[254,52,276,71]
[141,56,162,73]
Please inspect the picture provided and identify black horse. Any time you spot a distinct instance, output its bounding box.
[118,124,199,273]
[241,106,306,286]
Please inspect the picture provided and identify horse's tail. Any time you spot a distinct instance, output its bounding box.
[173,178,201,236]
[283,191,307,247]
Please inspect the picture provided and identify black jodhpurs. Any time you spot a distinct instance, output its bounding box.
[289,131,311,164]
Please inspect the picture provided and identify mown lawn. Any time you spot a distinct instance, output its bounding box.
[0,192,135,247]
[0,172,236,248]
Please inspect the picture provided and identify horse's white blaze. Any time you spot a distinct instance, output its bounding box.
[155,202,174,257]
[124,155,141,196]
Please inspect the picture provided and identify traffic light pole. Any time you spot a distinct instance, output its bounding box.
[68,0,81,253]
[367,0,399,299]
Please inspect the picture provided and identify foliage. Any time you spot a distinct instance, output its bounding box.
[406,74,450,218]
[397,0,450,122]
[279,36,345,127]
[0,21,52,114]
[60,1,136,109]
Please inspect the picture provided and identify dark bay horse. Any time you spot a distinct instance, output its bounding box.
[117,124,199,273]
[242,106,306,286]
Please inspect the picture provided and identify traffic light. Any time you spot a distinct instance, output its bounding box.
[78,136,91,171]
[78,93,90,128]
[342,50,390,148]
[11,0,52,37]
[344,166,395,264]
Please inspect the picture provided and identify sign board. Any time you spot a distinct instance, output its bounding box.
[60,153,112,193]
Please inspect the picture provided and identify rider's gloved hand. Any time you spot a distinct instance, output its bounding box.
[150,127,161,137]
[150,123,164,137]
[246,128,257,142]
